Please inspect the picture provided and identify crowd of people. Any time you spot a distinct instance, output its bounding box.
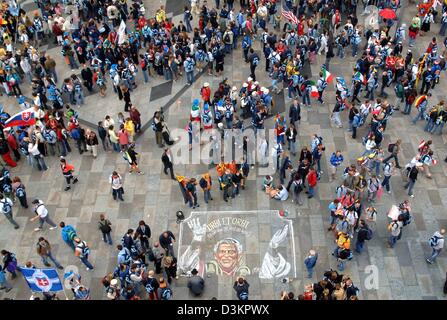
[0,0,446,300]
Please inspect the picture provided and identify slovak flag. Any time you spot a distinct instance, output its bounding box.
[21,268,63,293]
[3,107,36,128]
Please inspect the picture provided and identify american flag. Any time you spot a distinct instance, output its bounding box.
[281,2,299,25]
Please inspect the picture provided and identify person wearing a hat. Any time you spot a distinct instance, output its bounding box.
[201,103,213,130]
[201,82,211,104]
[187,268,205,296]
[30,199,58,231]
[106,278,121,300]
[190,99,201,123]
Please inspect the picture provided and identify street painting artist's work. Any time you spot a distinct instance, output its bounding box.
[177,210,296,280]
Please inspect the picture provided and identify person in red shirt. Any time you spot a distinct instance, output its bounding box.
[0,135,16,167]
[129,105,142,133]
[307,167,318,199]
[60,158,79,191]
[4,129,20,161]
[297,19,305,37]
[201,83,211,104]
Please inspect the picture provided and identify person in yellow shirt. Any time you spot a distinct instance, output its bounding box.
[199,173,213,203]
[124,118,135,142]
[155,6,166,24]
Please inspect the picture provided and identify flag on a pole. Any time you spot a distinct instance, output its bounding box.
[353,71,366,85]
[309,81,319,98]
[322,68,334,83]
[281,2,299,25]
[3,107,36,128]
[414,95,428,109]
[117,20,127,45]
[21,268,64,293]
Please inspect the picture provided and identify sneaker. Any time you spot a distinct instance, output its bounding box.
[426,258,433,264]
[49,226,57,230]
[34,227,42,232]
[73,178,79,184]
[387,191,391,194]
[86,267,92,271]
[64,186,71,191]
[138,171,145,175]
[57,266,64,270]
[410,194,415,198]
[14,226,19,229]
[5,287,12,293]
[44,263,51,267]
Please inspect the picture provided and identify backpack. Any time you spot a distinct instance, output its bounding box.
[71,128,81,140]
[160,287,173,300]
[224,33,230,43]
[238,290,249,300]
[1,200,12,214]
[429,235,443,247]
[16,185,25,198]
[99,220,112,233]
[145,282,155,294]
[399,212,412,226]
[387,143,395,153]
[293,180,303,193]
[77,241,90,257]
[365,228,373,240]
[186,182,195,192]
[199,178,207,189]
[3,183,12,194]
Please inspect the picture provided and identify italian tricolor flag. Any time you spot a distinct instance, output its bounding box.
[322,68,334,83]
[309,81,319,98]
[354,71,366,85]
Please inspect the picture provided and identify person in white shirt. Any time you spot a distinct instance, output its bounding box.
[27,139,48,171]
[362,137,376,157]
[0,194,19,229]
[20,57,32,82]
[109,171,124,201]
[273,185,289,201]
[30,199,57,231]
[427,229,445,264]
[388,216,404,248]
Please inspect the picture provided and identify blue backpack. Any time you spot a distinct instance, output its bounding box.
[1,199,12,213]
[3,183,12,194]
[239,290,249,300]
[16,185,25,198]
[161,287,173,300]
[71,128,81,140]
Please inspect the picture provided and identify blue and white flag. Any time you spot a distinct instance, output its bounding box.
[21,268,63,292]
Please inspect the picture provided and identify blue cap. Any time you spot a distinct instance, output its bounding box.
[193,99,199,105]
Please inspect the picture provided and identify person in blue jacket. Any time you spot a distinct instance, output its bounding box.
[329,150,344,182]
[304,250,318,278]
[59,221,77,251]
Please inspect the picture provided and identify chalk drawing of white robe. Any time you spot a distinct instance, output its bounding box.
[259,225,291,279]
